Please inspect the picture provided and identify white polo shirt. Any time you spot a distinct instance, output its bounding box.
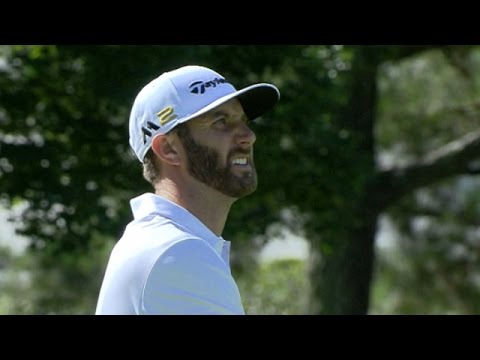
[95,193,245,315]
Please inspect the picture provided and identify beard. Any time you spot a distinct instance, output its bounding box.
[178,127,257,198]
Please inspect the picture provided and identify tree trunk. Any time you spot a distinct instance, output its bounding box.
[309,215,378,314]
[309,47,380,314]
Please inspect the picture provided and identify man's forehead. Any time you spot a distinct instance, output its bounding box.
[199,98,244,120]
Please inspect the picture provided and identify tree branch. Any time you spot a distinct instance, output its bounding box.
[372,128,480,212]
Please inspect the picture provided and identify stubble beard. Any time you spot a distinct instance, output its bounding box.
[178,128,258,198]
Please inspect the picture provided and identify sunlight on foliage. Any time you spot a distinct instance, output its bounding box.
[237,259,309,315]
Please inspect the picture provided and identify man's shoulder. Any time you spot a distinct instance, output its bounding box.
[121,216,216,257]
[110,218,213,280]
[146,237,232,291]
[142,236,243,315]
[160,236,219,259]
[126,214,194,240]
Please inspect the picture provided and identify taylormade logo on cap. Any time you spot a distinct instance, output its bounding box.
[189,77,228,94]
[129,65,280,163]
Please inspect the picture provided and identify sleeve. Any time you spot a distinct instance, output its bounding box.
[140,238,245,315]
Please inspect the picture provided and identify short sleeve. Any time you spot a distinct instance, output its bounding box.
[140,238,245,315]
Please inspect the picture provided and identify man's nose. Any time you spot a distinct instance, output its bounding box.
[236,122,256,146]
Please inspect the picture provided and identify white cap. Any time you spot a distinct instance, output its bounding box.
[129,65,280,163]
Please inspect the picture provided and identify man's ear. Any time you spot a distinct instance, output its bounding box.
[151,134,181,166]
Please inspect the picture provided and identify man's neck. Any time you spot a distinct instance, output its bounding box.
[155,179,234,236]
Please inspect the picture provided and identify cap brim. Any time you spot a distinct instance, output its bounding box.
[176,83,280,126]
[236,84,280,121]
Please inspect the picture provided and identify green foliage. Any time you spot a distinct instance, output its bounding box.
[237,258,309,315]
[0,235,114,314]
[371,177,480,314]
[377,48,480,158]
[371,47,480,314]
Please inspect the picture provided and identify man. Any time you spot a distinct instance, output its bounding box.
[95,65,280,314]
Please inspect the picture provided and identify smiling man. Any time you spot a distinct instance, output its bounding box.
[96,65,280,315]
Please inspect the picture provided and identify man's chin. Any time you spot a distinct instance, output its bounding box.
[229,182,258,199]
[218,179,257,199]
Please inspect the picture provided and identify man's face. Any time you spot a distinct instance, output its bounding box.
[178,99,257,198]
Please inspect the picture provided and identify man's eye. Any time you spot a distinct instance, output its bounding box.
[213,118,226,126]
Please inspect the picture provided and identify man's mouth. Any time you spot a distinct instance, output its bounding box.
[231,157,249,166]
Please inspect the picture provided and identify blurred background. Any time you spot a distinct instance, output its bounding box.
[1,45,480,314]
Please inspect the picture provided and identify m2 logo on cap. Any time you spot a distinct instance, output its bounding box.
[141,106,177,144]
[156,106,177,125]
[189,77,228,95]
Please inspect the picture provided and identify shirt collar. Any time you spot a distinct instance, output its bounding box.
[130,193,227,256]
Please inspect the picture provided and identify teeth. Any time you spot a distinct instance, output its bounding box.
[232,158,247,165]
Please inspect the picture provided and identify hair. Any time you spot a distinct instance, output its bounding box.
[142,149,161,186]
[142,124,190,188]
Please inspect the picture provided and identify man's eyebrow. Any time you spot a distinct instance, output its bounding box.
[210,110,228,118]
[196,110,226,123]
[209,110,248,121]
